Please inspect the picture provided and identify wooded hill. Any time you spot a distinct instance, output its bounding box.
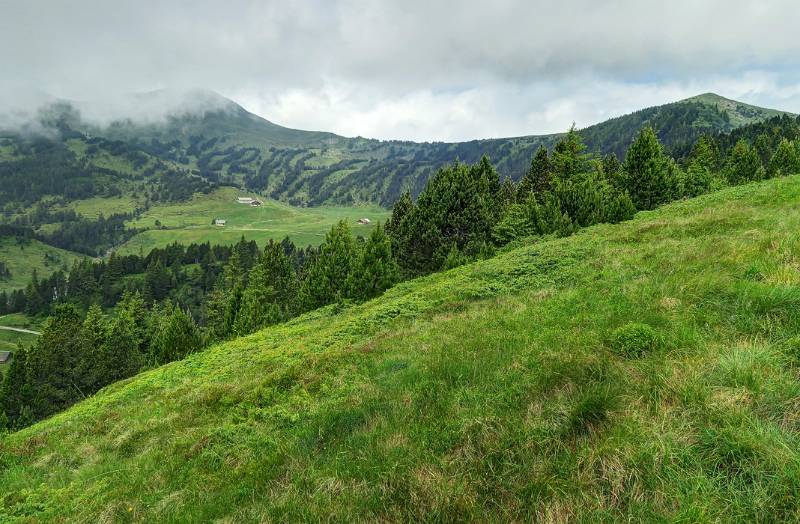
[1,91,792,209]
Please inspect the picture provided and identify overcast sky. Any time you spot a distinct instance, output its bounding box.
[2,0,800,141]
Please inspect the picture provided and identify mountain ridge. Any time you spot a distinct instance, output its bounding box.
[1,91,794,207]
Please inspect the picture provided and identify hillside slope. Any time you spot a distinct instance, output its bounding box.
[3,176,800,521]
[2,92,792,209]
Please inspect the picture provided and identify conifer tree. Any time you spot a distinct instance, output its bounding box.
[402,161,494,274]
[235,240,298,336]
[768,138,800,177]
[681,136,717,197]
[551,126,589,181]
[301,221,359,310]
[25,304,85,421]
[103,292,148,382]
[497,176,518,211]
[622,126,673,210]
[78,304,108,392]
[726,139,763,184]
[386,190,415,273]
[151,304,203,365]
[347,223,398,301]
[0,345,32,429]
[24,269,45,315]
[492,202,534,245]
[519,145,553,197]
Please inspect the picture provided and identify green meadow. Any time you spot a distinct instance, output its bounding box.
[0,237,85,293]
[118,187,390,253]
[4,176,800,521]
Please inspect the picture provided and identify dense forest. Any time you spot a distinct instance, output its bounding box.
[4,116,800,430]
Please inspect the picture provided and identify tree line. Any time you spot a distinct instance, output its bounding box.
[3,120,800,431]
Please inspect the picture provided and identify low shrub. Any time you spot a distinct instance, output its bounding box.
[608,323,661,357]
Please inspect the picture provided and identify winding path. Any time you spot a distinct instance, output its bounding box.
[0,315,41,336]
[0,325,40,335]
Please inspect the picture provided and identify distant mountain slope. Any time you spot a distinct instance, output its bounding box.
[4,176,800,521]
[0,91,793,208]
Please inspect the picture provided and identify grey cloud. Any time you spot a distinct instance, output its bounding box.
[1,0,799,140]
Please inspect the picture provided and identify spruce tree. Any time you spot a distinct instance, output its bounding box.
[78,304,109,393]
[234,240,298,336]
[151,305,203,365]
[497,176,518,211]
[622,126,673,210]
[301,221,359,310]
[727,139,762,184]
[519,145,553,197]
[0,345,32,429]
[551,126,589,181]
[385,190,415,273]
[103,292,149,382]
[681,136,717,197]
[347,223,398,301]
[768,139,800,177]
[25,304,84,421]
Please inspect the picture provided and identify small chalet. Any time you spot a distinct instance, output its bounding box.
[357,218,371,225]
[0,351,11,364]
[214,219,227,226]
[250,199,263,207]
[237,197,254,204]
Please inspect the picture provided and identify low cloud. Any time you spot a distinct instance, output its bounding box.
[2,1,799,140]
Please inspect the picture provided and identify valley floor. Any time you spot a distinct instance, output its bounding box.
[3,176,800,521]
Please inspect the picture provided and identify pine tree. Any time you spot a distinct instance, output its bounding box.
[205,249,247,340]
[347,223,398,301]
[519,145,553,197]
[768,139,800,177]
[551,126,589,181]
[301,221,359,310]
[151,305,203,365]
[385,190,415,273]
[497,176,518,211]
[0,345,32,429]
[24,269,45,315]
[234,241,298,336]
[25,304,85,421]
[681,136,717,197]
[144,258,173,301]
[402,160,495,274]
[78,304,109,393]
[601,153,623,187]
[103,292,148,382]
[492,203,534,245]
[726,139,762,184]
[622,126,673,210]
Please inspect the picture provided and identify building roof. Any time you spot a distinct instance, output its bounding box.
[0,351,12,363]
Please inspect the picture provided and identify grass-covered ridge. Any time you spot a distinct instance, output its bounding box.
[3,176,800,521]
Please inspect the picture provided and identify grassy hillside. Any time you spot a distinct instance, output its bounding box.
[0,237,85,293]
[117,187,389,254]
[3,175,800,521]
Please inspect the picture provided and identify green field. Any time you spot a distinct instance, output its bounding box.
[0,237,85,293]
[4,176,800,520]
[0,313,40,374]
[118,187,390,253]
[65,194,142,218]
